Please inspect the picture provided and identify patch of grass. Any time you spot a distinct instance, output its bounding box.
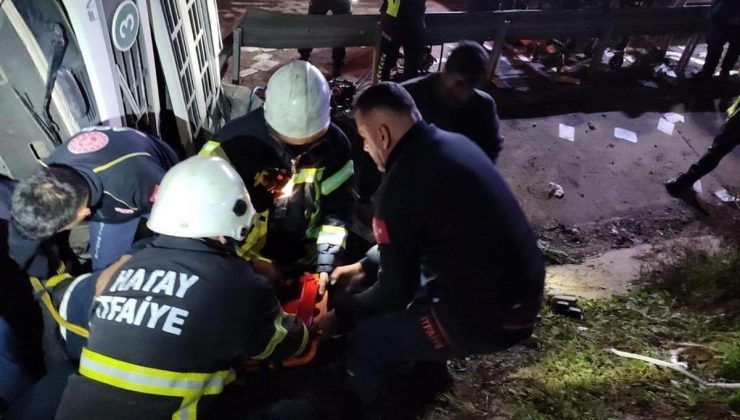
[421,243,740,420]
[639,245,740,313]
[429,294,740,420]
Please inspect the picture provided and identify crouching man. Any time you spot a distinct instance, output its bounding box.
[323,83,545,416]
[55,156,309,420]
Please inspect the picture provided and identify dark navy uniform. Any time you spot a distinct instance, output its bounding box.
[377,0,427,81]
[200,109,354,277]
[335,121,544,408]
[1,176,45,395]
[55,235,309,420]
[402,73,504,163]
[10,127,179,271]
[700,0,740,78]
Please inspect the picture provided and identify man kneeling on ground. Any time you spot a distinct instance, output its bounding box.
[321,82,544,417]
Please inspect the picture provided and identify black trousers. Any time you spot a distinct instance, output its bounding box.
[376,13,426,81]
[346,301,536,411]
[677,110,740,186]
[298,0,351,65]
[702,20,740,75]
[0,220,45,381]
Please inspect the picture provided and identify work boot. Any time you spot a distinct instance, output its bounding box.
[664,176,693,198]
[665,176,709,215]
[719,69,731,83]
[690,69,713,82]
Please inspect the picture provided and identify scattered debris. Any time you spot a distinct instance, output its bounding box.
[548,182,565,198]
[658,118,675,135]
[549,295,583,319]
[587,122,596,131]
[639,80,659,88]
[558,124,575,142]
[537,239,580,264]
[614,127,638,143]
[714,189,738,203]
[664,112,685,124]
[609,348,740,389]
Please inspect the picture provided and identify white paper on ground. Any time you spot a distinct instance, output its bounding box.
[614,127,638,143]
[252,53,273,61]
[714,189,738,203]
[250,60,280,71]
[558,124,575,142]
[693,180,703,194]
[239,68,258,78]
[663,112,685,124]
[657,118,675,135]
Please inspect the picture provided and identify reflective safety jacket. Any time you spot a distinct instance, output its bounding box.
[55,235,309,420]
[44,126,180,224]
[200,108,354,274]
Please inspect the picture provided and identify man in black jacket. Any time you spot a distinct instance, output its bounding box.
[200,61,354,289]
[325,83,544,413]
[10,127,179,271]
[55,156,310,420]
[402,41,504,163]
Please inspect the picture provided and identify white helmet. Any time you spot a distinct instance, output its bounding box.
[147,156,255,240]
[263,61,331,140]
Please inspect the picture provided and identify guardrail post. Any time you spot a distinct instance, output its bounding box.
[372,21,382,85]
[488,17,509,81]
[676,17,707,79]
[589,17,614,75]
[231,27,242,85]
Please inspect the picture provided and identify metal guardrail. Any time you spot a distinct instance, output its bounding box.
[228,6,709,84]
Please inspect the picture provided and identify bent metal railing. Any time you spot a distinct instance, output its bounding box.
[226,6,709,84]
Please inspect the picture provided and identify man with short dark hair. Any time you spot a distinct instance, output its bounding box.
[10,127,179,271]
[402,41,503,162]
[323,82,544,415]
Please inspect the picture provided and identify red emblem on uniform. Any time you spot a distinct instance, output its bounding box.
[68,131,109,154]
[372,217,390,244]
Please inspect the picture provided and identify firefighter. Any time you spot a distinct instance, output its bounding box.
[200,61,354,291]
[1,173,85,410]
[1,176,41,411]
[692,0,740,82]
[665,97,740,206]
[10,127,179,271]
[298,0,352,78]
[54,156,310,420]
[376,0,427,81]
[322,83,544,416]
[402,41,504,163]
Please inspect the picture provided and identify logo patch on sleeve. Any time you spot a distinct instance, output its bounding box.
[372,217,390,244]
[68,131,109,154]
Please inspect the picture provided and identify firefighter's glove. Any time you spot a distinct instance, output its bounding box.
[254,168,291,197]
